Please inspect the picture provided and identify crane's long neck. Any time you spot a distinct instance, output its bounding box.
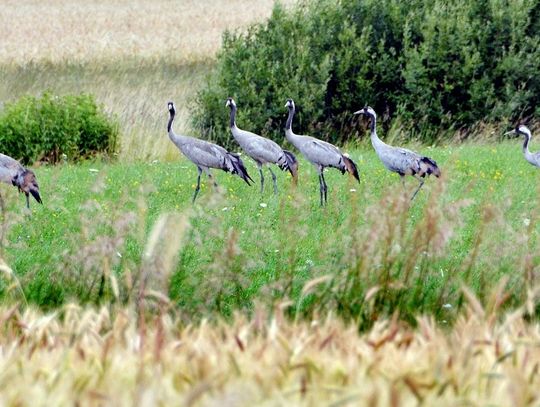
[285,106,300,145]
[229,105,237,129]
[167,109,175,133]
[168,110,187,145]
[523,133,531,154]
[368,114,385,149]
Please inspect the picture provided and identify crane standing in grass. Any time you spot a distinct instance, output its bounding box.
[0,154,42,209]
[354,106,440,200]
[167,101,253,203]
[226,97,298,194]
[505,124,540,167]
[284,99,359,206]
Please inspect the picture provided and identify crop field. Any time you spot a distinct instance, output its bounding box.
[0,0,295,160]
[2,0,540,405]
[0,303,538,405]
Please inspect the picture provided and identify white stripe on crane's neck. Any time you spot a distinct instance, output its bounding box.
[366,111,386,149]
[522,129,531,154]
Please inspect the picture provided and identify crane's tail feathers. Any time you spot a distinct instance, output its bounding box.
[343,156,360,183]
[227,153,254,185]
[279,150,298,184]
[419,156,441,178]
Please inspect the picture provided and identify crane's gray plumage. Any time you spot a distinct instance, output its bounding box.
[0,153,42,209]
[505,125,540,167]
[284,99,359,206]
[226,97,298,194]
[167,101,253,203]
[354,106,440,200]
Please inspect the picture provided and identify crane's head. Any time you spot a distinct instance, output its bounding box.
[285,99,295,110]
[353,106,377,120]
[505,124,531,139]
[225,97,236,108]
[167,101,176,114]
[14,169,42,204]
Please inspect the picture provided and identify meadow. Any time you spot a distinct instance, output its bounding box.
[1,141,539,324]
[1,0,540,404]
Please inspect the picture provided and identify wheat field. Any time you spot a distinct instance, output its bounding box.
[0,0,296,160]
[0,302,538,405]
[0,0,294,65]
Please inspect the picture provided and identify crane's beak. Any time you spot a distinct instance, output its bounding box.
[353,109,365,115]
[504,129,517,137]
[28,187,42,204]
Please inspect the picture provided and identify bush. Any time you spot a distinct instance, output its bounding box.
[0,92,118,164]
[193,0,540,146]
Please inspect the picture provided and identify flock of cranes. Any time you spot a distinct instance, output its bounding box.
[168,99,439,205]
[0,100,538,209]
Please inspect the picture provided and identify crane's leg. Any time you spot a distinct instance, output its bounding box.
[25,193,30,209]
[258,164,264,194]
[268,167,278,195]
[410,177,425,201]
[317,173,324,206]
[192,167,203,203]
[320,170,328,204]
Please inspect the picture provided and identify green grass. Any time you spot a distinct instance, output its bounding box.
[1,140,539,325]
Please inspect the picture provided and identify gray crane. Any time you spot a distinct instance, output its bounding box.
[353,106,440,200]
[226,97,298,194]
[167,101,253,203]
[505,125,540,167]
[0,154,42,209]
[284,99,359,206]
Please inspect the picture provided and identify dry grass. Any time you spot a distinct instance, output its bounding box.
[0,0,294,66]
[0,301,538,405]
[0,0,296,160]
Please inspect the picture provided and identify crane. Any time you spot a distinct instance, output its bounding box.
[226,97,298,194]
[505,125,540,167]
[0,154,42,209]
[284,99,359,206]
[354,106,440,200]
[167,101,253,203]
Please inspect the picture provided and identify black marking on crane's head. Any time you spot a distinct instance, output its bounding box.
[516,124,532,138]
[225,97,236,108]
[505,124,531,139]
[167,101,175,114]
[285,99,295,109]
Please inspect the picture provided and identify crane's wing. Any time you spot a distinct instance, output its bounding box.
[0,154,24,184]
[181,138,230,169]
[243,136,283,162]
[296,136,343,167]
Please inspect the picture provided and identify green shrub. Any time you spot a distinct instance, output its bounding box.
[193,0,540,146]
[0,92,118,164]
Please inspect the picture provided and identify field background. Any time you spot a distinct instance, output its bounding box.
[0,0,295,160]
[1,0,540,404]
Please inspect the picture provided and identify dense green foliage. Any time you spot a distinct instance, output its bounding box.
[1,143,539,326]
[0,92,118,164]
[194,0,540,146]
